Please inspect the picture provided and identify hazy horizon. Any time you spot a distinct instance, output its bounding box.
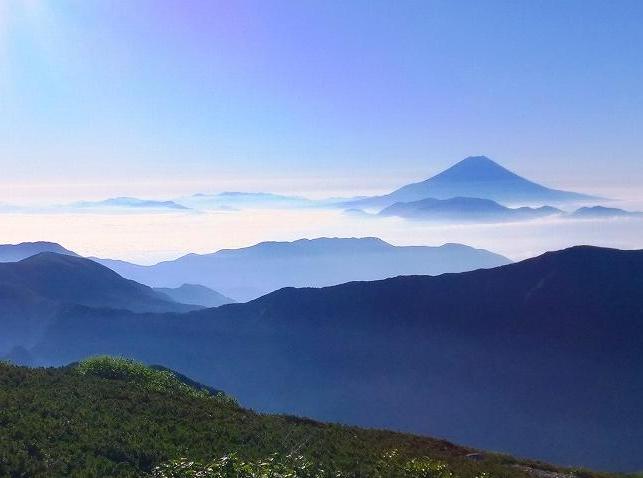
[0,154,639,205]
[2,206,642,265]
[1,154,642,265]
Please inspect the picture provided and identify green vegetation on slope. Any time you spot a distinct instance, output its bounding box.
[0,358,614,478]
[75,356,236,405]
[153,450,481,478]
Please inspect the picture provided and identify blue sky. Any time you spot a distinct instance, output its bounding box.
[1,0,642,201]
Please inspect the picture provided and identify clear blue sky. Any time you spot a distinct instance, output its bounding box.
[1,0,642,200]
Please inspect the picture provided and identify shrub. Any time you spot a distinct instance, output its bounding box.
[76,356,236,405]
[153,452,344,478]
[153,450,473,478]
[374,449,456,478]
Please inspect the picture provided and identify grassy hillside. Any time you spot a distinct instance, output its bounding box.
[0,357,615,478]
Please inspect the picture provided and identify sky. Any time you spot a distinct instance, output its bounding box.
[1,0,643,203]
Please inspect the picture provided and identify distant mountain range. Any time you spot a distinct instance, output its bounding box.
[0,156,617,218]
[0,238,508,303]
[69,197,190,210]
[22,246,643,471]
[176,191,320,210]
[379,199,643,223]
[380,197,563,223]
[94,237,511,301]
[570,205,643,219]
[3,192,332,214]
[154,283,235,308]
[344,156,600,209]
[0,241,78,262]
[0,253,199,354]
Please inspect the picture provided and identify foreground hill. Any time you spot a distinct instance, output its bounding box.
[95,237,511,301]
[379,197,562,223]
[0,357,609,478]
[344,156,598,209]
[0,253,197,354]
[29,246,643,471]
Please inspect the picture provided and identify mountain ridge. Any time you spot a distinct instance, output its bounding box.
[0,252,200,354]
[69,197,190,210]
[571,205,643,219]
[0,241,78,262]
[94,237,511,301]
[154,283,235,308]
[379,196,563,222]
[344,156,601,209]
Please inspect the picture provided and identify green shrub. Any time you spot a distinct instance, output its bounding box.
[76,356,236,405]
